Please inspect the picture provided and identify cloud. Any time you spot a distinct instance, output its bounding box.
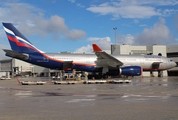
[0,44,11,60]
[0,28,11,60]
[67,29,86,40]
[88,37,111,50]
[175,14,178,31]
[87,0,178,19]
[0,2,86,41]
[135,17,173,45]
[68,0,75,3]
[134,20,139,24]
[75,37,111,53]
[115,17,174,46]
[139,24,147,27]
[163,9,178,16]
[75,44,92,53]
[118,0,178,6]
[76,3,85,8]
[117,17,174,46]
[117,34,134,45]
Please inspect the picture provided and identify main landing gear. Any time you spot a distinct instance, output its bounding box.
[150,71,162,77]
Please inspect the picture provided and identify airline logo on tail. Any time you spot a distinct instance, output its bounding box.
[2,23,43,53]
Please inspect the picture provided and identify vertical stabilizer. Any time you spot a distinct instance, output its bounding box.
[2,23,41,53]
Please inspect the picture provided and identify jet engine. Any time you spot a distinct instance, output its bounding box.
[120,66,142,76]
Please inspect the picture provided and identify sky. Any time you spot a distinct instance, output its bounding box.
[0,0,178,59]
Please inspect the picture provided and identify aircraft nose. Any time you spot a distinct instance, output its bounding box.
[173,62,177,67]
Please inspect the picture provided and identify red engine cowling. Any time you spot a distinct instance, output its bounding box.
[120,66,142,76]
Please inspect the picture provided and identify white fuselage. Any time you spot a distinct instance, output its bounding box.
[46,53,176,71]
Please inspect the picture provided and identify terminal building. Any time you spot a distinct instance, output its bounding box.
[0,44,177,78]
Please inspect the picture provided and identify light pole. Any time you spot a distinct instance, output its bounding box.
[113,27,117,49]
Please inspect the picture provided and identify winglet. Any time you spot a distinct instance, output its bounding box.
[92,44,102,52]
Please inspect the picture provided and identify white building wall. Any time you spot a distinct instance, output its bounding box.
[152,45,167,57]
[0,59,12,71]
[103,50,111,54]
[130,46,147,51]
[167,45,178,53]
[111,45,120,54]
[34,66,49,73]
[14,59,33,72]
[142,71,151,77]
[120,45,131,54]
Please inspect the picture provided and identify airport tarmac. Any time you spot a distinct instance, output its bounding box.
[0,77,178,120]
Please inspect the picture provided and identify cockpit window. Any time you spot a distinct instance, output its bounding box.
[170,60,173,62]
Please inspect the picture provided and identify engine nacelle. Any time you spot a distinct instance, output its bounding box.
[120,66,142,76]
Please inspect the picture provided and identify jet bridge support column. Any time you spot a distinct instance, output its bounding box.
[85,72,88,80]
[60,71,62,81]
[158,71,162,77]
[102,67,108,74]
[73,69,76,80]
[57,72,60,80]
[102,67,109,79]
[150,71,154,77]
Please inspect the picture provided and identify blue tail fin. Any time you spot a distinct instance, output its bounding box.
[2,23,41,53]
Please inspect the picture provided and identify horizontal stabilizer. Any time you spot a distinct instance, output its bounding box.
[3,49,29,60]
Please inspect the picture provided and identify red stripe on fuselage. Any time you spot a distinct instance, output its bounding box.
[72,62,96,67]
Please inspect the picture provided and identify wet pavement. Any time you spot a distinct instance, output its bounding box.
[0,77,178,120]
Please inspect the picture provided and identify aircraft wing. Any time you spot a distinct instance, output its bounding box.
[92,44,123,67]
[3,49,29,60]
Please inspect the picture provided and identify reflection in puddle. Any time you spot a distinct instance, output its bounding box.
[67,99,95,103]
[122,94,170,102]
[15,91,32,98]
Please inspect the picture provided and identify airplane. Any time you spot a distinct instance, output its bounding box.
[2,22,176,78]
